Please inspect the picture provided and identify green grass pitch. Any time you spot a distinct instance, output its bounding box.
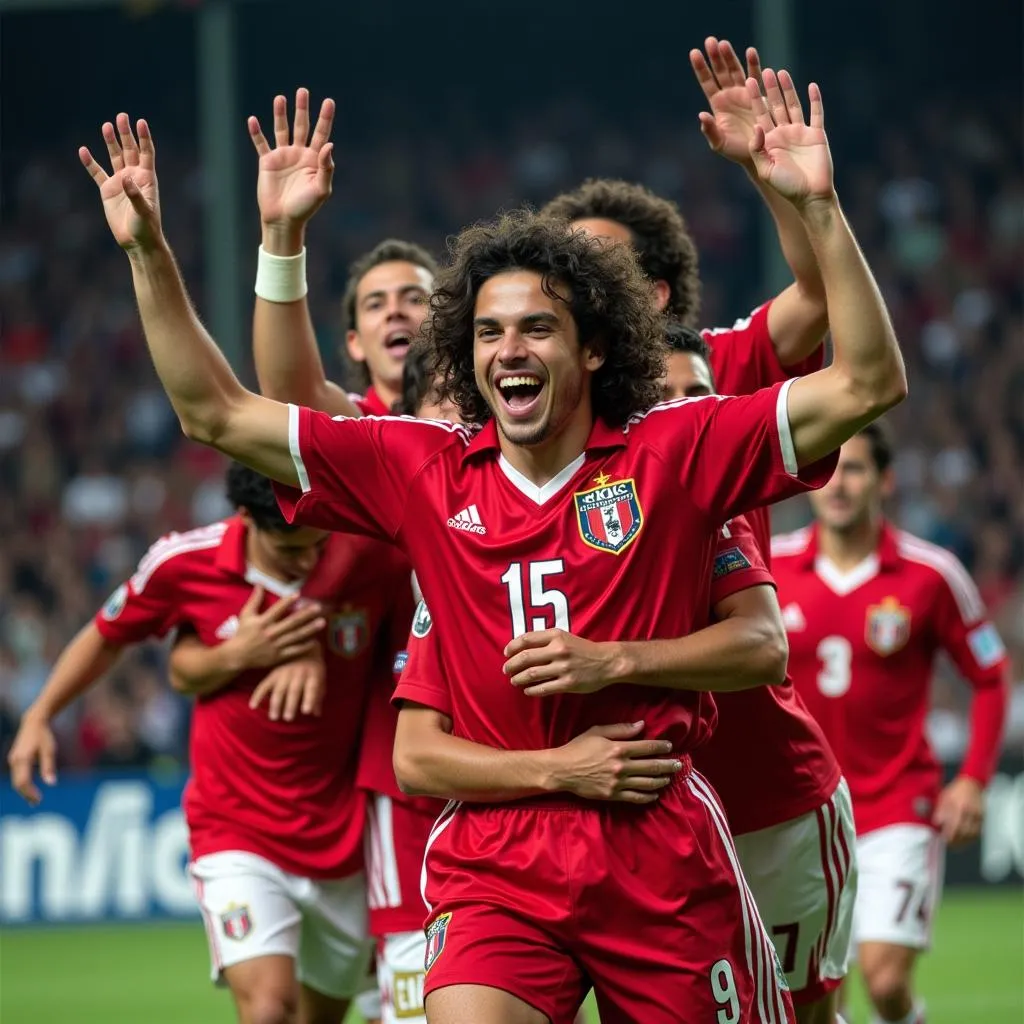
[1,889,1020,1022]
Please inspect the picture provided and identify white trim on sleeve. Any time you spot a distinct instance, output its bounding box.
[288,403,311,494]
[775,378,799,477]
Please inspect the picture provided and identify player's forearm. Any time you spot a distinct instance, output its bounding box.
[611,616,788,692]
[959,671,1010,784]
[127,241,250,446]
[799,197,906,407]
[27,623,123,722]
[168,638,245,697]
[751,172,828,366]
[254,226,359,417]
[394,728,558,803]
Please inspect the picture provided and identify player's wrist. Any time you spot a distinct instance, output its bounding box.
[260,222,306,257]
[604,641,636,686]
[255,244,308,303]
[534,748,570,795]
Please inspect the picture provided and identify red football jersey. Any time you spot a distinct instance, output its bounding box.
[276,382,835,756]
[352,387,392,417]
[771,523,1010,836]
[94,516,408,878]
[702,301,825,561]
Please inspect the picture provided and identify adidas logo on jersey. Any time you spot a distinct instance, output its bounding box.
[782,603,806,632]
[447,504,487,535]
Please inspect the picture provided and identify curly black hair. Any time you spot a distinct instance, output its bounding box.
[665,319,716,391]
[540,179,700,326]
[226,461,296,533]
[341,238,439,391]
[425,209,667,427]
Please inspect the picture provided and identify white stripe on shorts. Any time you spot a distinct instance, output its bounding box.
[419,799,460,915]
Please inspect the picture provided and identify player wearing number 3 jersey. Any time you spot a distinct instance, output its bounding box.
[772,424,1009,1024]
[84,73,905,1021]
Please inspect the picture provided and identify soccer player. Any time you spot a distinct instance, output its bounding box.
[79,69,905,1022]
[771,424,1010,1024]
[8,464,409,1024]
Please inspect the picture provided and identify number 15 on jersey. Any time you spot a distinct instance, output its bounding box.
[501,560,571,638]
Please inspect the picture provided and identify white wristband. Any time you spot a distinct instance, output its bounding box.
[255,245,308,303]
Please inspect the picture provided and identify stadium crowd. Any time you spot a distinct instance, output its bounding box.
[1,83,1021,774]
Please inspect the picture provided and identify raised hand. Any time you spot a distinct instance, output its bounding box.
[690,36,764,165]
[249,87,335,231]
[746,69,835,208]
[79,114,162,252]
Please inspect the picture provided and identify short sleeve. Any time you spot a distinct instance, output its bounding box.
[704,301,825,397]
[391,602,453,717]
[273,405,455,540]
[710,515,775,606]
[657,382,839,523]
[93,560,180,645]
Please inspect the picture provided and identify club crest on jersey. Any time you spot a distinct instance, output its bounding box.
[865,596,912,656]
[424,912,452,972]
[220,903,252,941]
[574,476,644,555]
[329,608,369,658]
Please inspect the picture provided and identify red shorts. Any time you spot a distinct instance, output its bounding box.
[421,763,794,1024]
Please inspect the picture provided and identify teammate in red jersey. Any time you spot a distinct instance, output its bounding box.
[771,423,1010,1024]
[81,70,905,1021]
[8,464,409,1024]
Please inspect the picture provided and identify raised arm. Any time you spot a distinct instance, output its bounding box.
[743,74,907,464]
[7,623,124,804]
[691,38,827,365]
[393,706,682,804]
[249,89,362,417]
[79,115,297,483]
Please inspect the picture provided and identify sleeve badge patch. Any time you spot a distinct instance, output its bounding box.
[101,584,128,621]
[713,546,752,580]
[967,622,1006,668]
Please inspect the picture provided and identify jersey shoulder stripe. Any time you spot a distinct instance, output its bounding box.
[624,394,722,433]
[895,531,985,624]
[699,304,765,339]
[131,522,229,594]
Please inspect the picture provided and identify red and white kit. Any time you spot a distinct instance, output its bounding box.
[95,516,407,996]
[772,523,1009,948]
[275,382,837,1023]
[698,302,856,1003]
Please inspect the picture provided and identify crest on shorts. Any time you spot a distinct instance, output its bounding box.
[329,607,369,658]
[220,903,252,941]
[574,476,644,555]
[865,596,911,656]
[101,584,128,621]
[424,911,452,972]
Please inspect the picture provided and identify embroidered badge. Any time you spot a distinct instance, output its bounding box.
[713,546,752,580]
[329,607,369,657]
[865,596,912,656]
[424,911,452,972]
[220,903,252,941]
[574,477,644,555]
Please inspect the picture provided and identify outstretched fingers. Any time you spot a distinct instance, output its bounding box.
[273,94,289,148]
[689,47,720,101]
[137,119,156,169]
[761,69,790,126]
[808,82,825,130]
[746,76,776,134]
[745,46,763,85]
[308,96,336,152]
[248,115,271,157]
[116,112,141,167]
[102,121,124,173]
[706,36,731,88]
[716,39,748,87]
[79,146,109,186]
[292,87,310,147]
[777,70,806,125]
